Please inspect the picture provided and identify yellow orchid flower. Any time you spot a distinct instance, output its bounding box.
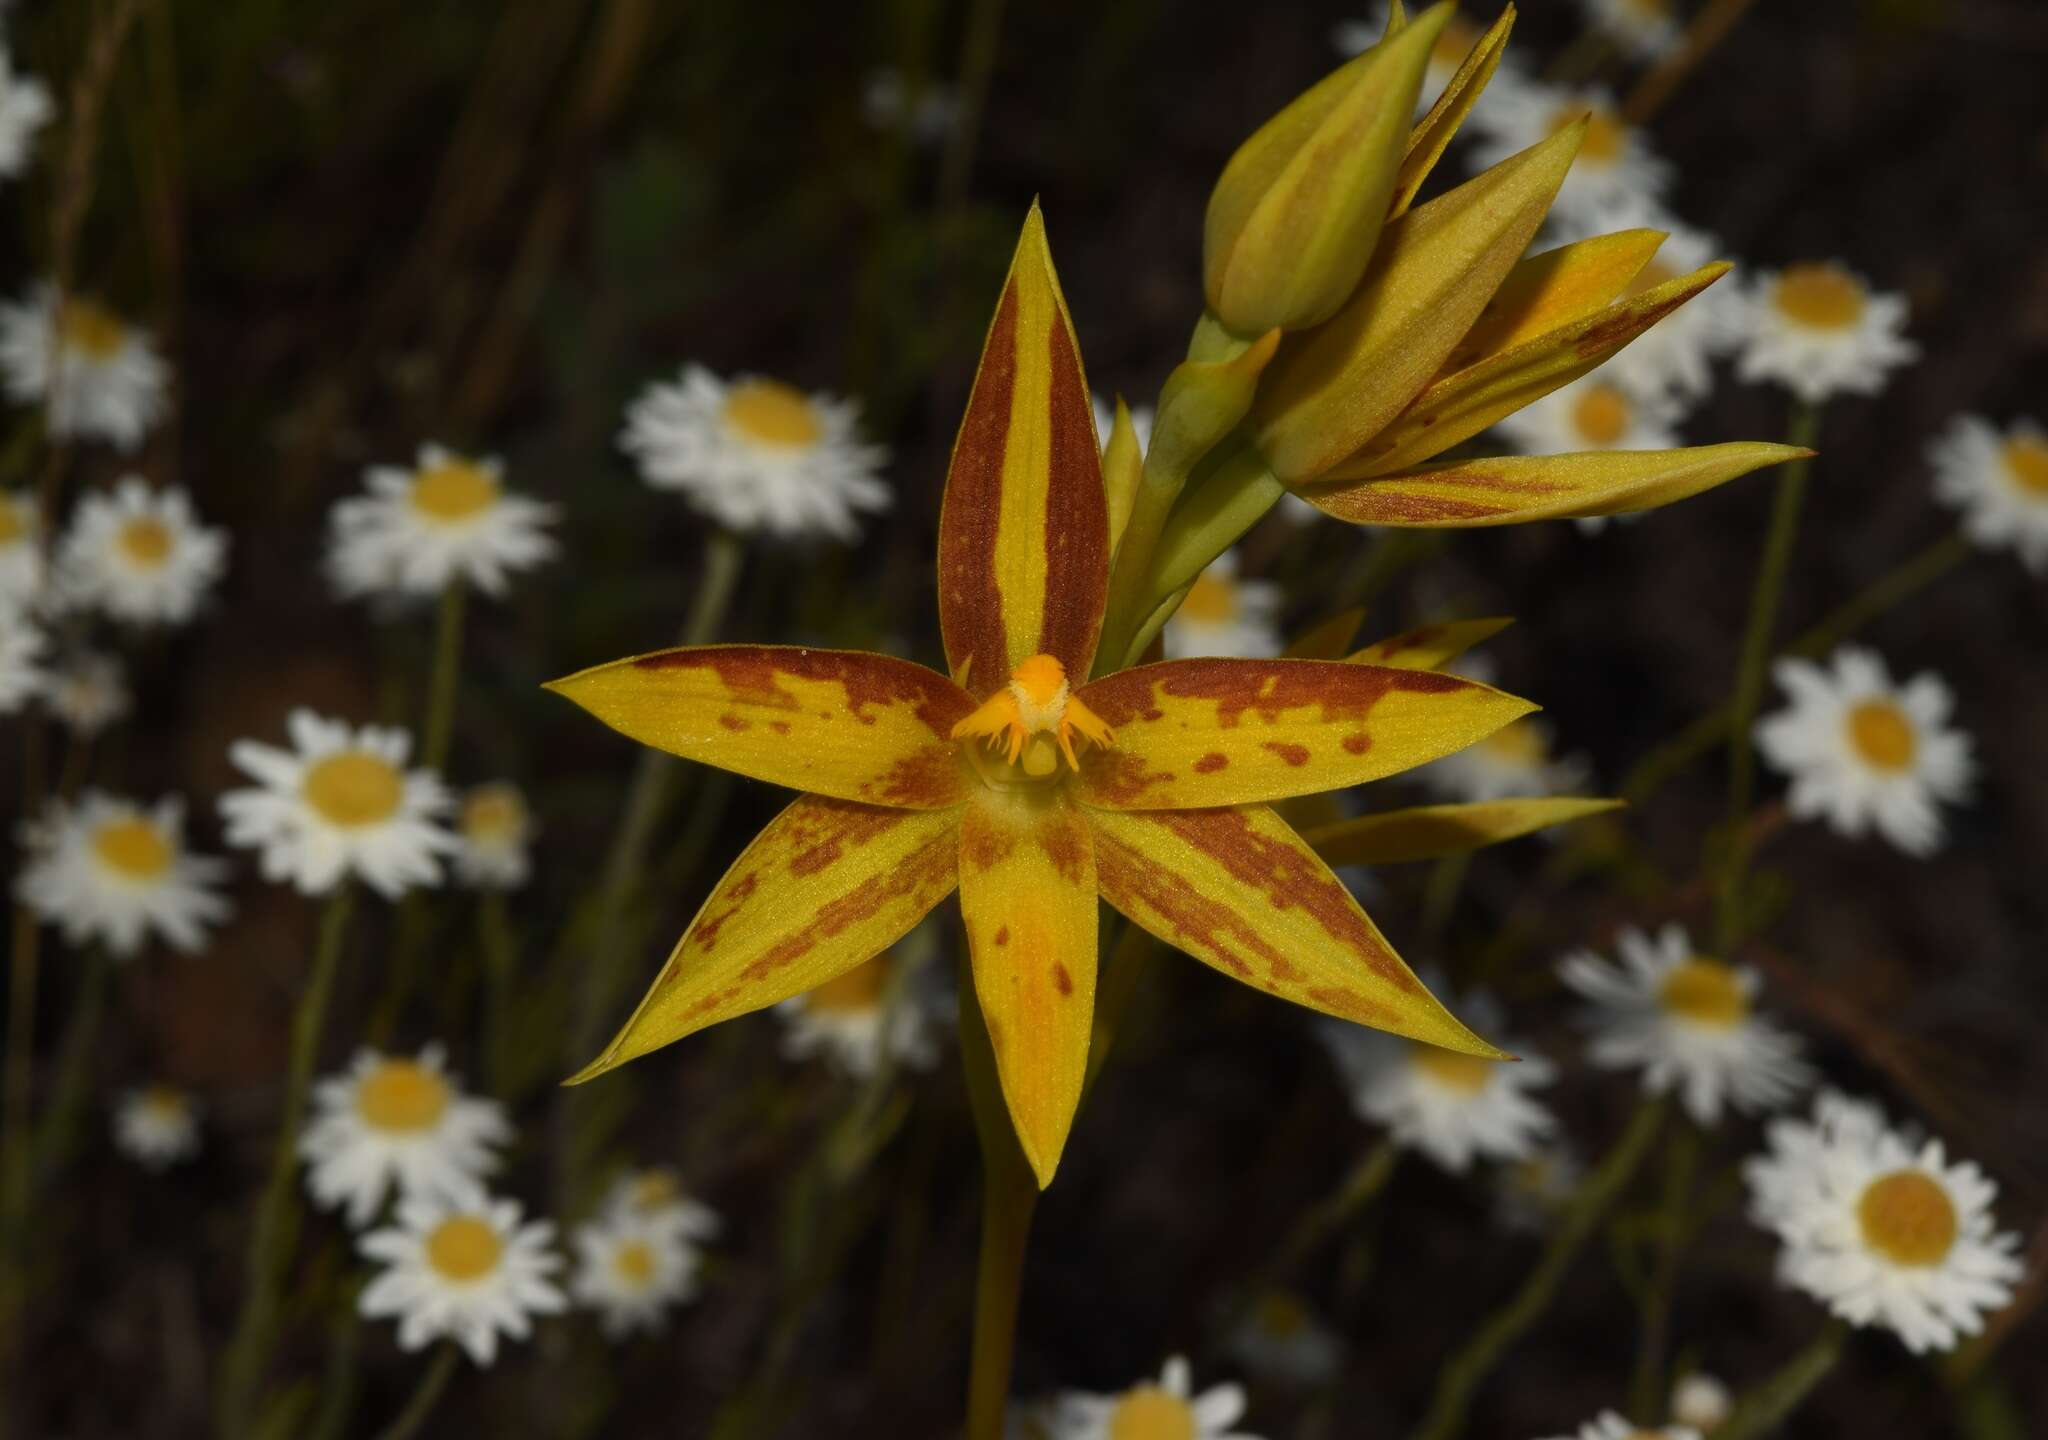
[548,207,1537,1187]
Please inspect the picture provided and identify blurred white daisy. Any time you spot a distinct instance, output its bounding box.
[1496,373,1683,461]
[1332,6,1509,116]
[1318,989,1555,1174]
[1577,0,1683,62]
[1091,394,1154,457]
[1164,549,1283,660]
[300,1044,511,1227]
[776,949,940,1078]
[1669,1373,1732,1432]
[40,648,130,736]
[1225,1290,1343,1389]
[220,709,456,898]
[1744,1093,2022,1354]
[359,1191,567,1366]
[0,605,45,712]
[0,287,169,450]
[0,48,55,180]
[0,489,43,606]
[112,1085,201,1171]
[570,1209,704,1339]
[861,67,959,145]
[328,444,557,601]
[1754,647,1972,857]
[1560,923,1811,1126]
[1468,85,1672,232]
[1746,1090,1890,1233]
[1048,1356,1260,1440]
[1421,717,1588,802]
[454,781,533,890]
[1595,216,1742,405]
[1929,413,2048,574]
[1493,1142,1583,1233]
[620,366,890,542]
[1537,1411,1699,1440]
[1732,262,1917,403]
[15,792,230,957]
[597,1166,723,1245]
[55,478,226,625]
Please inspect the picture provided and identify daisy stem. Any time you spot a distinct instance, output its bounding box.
[27,946,112,1188]
[1623,0,1765,126]
[1252,1137,1400,1301]
[1628,1120,1701,1424]
[421,579,468,774]
[959,955,1039,1440]
[1408,1095,1667,1440]
[477,891,517,1097]
[1706,1317,1848,1440]
[1715,400,1820,955]
[371,1343,459,1440]
[218,885,355,1440]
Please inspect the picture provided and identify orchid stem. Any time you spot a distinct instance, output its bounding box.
[219,885,355,1440]
[372,1344,459,1440]
[1707,1318,1847,1440]
[421,579,468,774]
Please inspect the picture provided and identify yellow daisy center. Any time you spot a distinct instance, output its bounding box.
[92,817,173,881]
[1657,959,1748,1027]
[424,1215,503,1282]
[117,517,175,569]
[141,1085,189,1120]
[613,1239,658,1287]
[410,458,500,521]
[1571,384,1633,446]
[724,379,823,449]
[1178,571,1239,626]
[1550,107,1625,163]
[301,750,404,827]
[806,952,893,1014]
[1846,699,1916,771]
[462,784,527,845]
[1480,719,1547,765]
[1773,264,1866,331]
[0,497,27,546]
[951,653,1116,778]
[1107,1387,1196,1440]
[1254,1291,1310,1337]
[355,1059,451,1132]
[58,298,128,360]
[630,1169,681,1213]
[1857,1169,1958,1267]
[1622,0,1670,17]
[1412,1045,1496,1094]
[2000,436,2048,498]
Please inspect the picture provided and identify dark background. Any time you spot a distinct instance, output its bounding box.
[7,0,2048,1435]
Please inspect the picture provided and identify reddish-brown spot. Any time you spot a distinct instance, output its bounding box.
[1194,752,1229,774]
[959,808,1018,875]
[994,926,1009,946]
[1366,624,1443,661]
[630,645,975,739]
[768,720,790,735]
[1264,741,1311,767]
[718,713,749,732]
[1079,658,1461,732]
[1342,733,1372,755]
[1075,750,1178,806]
[875,746,973,809]
[937,283,1019,698]
[1035,809,1092,886]
[690,869,759,955]
[785,802,906,877]
[1052,962,1073,997]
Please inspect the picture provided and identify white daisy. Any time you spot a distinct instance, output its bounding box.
[1577,0,1684,62]
[0,47,55,180]
[1929,413,2048,574]
[861,67,960,145]
[1331,6,1513,116]
[1744,1093,2022,1354]
[1732,262,1918,403]
[570,1209,704,1339]
[40,648,130,736]
[359,1191,567,1366]
[1753,647,1973,857]
[328,444,557,600]
[300,1044,511,1227]
[112,1085,201,1171]
[14,792,230,957]
[55,477,227,625]
[1163,549,1283,660]
[1318,989,1556,1174]
[1467,84,1672,233]
[0,604,45,712]
[1048,1356,1261,1440]
[0,489,44,606]
[1421,716,1589,802]
[619,365,890,542]
[1537,1411,1699,1440]
[220,709,457,898]
[453,782,533,890]
[1091,394,1154,457]
[597,1167,723,1244]
[1493,1142,1584,1233]
[1746,1090,1890,1233]
[1559,923,1812,1127]
[775,949,941,1078]
[1598,216,1742,405]
[1225,1290,1343,1388]
[1668,1374,1732,1432]
[0,286,170,450]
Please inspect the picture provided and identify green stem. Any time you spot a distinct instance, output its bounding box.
[372,1344,460,1440]
[421,580,469,773]
[1707,1318,1847,1440]
[477,890,517,1096]
[1629,1121,1700,1424]
[28,947,113,1187]
[1715,401,1819,954]
[1257,1138,1400,1294]
[1408,1097,1667,1440]
[218,886,356,1440]
[959,954,1039,1440]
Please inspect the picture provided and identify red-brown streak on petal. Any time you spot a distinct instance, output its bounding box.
[960,809,1019,874]
[1078,657,1464,731]
[938,282,1020,698]
[1036,315,1110,679]
[1319,490,1503,524]
[1265,741,1311,766]
[1194,752,1230,773]
[1077,751,1178,806]
[718,713,749,731]
[1377,624,1442,657]
[1038,814,1091,885]
[629,646,974,737]
[691,870,757,955]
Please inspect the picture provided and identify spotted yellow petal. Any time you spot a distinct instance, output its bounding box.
[1390,3,1516,218]
[1348,617,1512,671]
[1296,443,1813,528]
[1303,796,1624,866]
[1070,658,1535,810]
[938,203,1109,698]
[1091,804,1504,1055]
[569,798,963,1082]
[958,791,1098,1188]
[545,645,974,809]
